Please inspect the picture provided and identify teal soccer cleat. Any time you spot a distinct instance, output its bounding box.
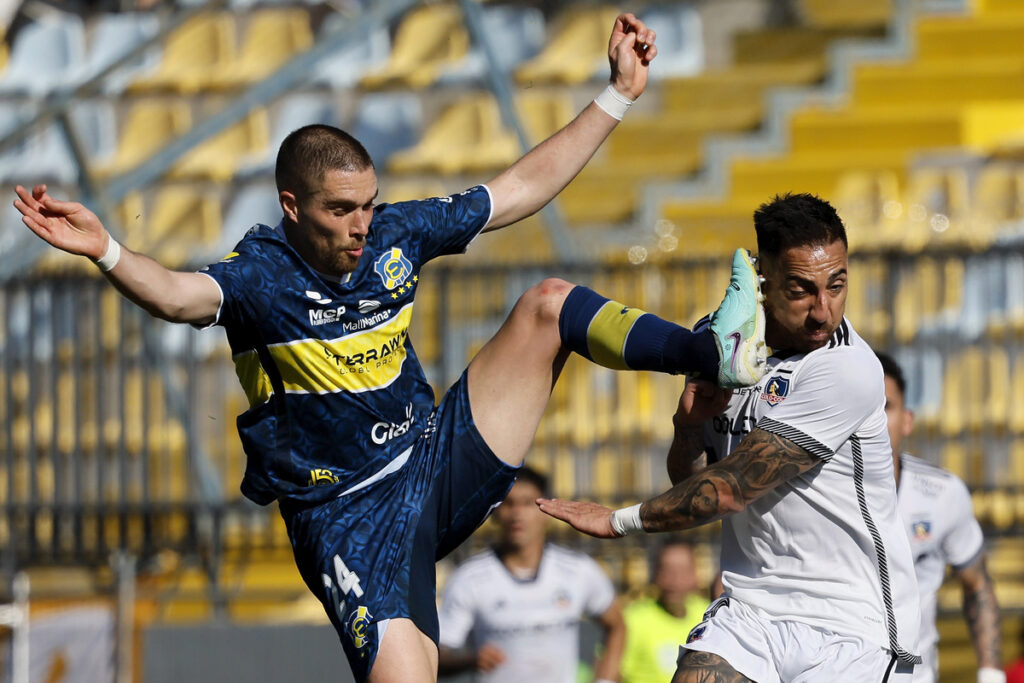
[710,248,768,388]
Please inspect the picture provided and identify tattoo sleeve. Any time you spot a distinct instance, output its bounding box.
[667,423,708,485]
[642,428,820,533]
[959,555,1002,670]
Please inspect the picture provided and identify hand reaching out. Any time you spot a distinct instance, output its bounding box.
[536,498,621,539]
[14,184,108,260]
[608,12,658,100]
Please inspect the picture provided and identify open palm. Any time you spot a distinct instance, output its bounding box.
[14,184,107,259]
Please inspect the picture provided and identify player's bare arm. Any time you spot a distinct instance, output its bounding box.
[484,12,657,231]
[14,184,221,325]
[593,600,626,682]
[537,428,818,537]
[672,651,754,683]
[958,554,1003,672]
[667,380,731,484]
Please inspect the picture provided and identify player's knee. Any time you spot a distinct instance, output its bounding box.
[516,278,575,326]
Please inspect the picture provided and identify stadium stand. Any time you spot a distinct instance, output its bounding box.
[1,2,1023,677]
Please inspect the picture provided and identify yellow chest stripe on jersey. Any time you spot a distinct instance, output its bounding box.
[233,304,414,407]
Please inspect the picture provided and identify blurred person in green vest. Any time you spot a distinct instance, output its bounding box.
[621,539,709,683]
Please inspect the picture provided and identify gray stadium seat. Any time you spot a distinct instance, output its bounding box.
[0,13,87,96]
[311,13,390,89]
[218,182,283,256]
[236,93,339,179]
[79,12,161,94]
[638,4,704,79]
[352,93,422,166]
[437,5,545,84]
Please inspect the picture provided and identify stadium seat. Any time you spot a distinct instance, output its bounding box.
[638,4,703,79]
[94,99,192,179]
[915,14,1024,63]
[352,93,423,167]
[236,93,339,179]
[388,94,507,175]
[78,12,161,94]
[68,100,118,170]
[438,4,545,84]
[515,5,620,85]
[852,59,1024,109]
[208,9,313,90]
[168,109,271,182]
[119,187,223,268]
[219,182,282,255]
[128,12,237,93]
[798,0,892,30]
[360,4,469,89]
[0,12,86,96]
[974,164,1024,226]
[0,113,77,186]
[310,13,390,89]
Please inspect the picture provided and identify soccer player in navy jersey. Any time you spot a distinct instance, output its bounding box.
[14,13,766,683]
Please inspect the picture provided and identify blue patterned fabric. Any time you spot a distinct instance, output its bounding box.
[199,186,492,505]
[283,371,519,682]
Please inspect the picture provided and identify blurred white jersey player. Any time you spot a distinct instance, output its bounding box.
[877,352,1004,683]
[439,467,623,683]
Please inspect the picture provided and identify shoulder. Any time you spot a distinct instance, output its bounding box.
[546,544,606,577]
[449,549,501,582]
[901,454,969,498]
[796,324,882,390]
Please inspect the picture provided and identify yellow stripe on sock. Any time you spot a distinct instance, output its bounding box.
[587,301,646,370]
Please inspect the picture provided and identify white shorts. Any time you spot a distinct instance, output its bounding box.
[679,596,917,683]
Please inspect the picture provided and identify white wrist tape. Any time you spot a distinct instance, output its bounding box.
[610,503,644,536]
[593,84,634,121]
[93,236,121,272]
[978,668,1006,683]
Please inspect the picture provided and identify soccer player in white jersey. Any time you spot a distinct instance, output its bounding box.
[539,193,922,682]
[438,467,623,683]
[876,351,1005,683]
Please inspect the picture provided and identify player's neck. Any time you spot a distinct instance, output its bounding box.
[497,540,545,575]
[657,595,689,619]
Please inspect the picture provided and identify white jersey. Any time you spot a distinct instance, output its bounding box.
[897,453,984,656]
[702,319,921,664]
[438,544,615,683]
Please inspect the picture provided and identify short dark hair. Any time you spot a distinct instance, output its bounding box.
[275,124,373,197]
[513,465,549,498]
[650,537,694,574]
[875,351,906,397]
[754,193,848,260]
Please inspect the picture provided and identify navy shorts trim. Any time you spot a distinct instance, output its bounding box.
[282,370,518,682]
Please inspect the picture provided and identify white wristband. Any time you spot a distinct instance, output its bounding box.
[610,503,644,536]
[93,236,121,272]
[978,668,1006,683]
[593,84,634,121]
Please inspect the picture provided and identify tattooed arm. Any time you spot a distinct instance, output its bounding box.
[538,427,820,537]
[957,554,1003,673]
[667,380,732,485]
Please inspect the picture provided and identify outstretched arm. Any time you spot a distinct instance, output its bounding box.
[484,12,658,231]
[957,555,1003,676]
[14,185,221,325]
[538,428,820,537]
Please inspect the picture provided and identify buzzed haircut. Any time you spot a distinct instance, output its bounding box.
[754,192,848,259]
[514,465,550,498]
[875,351,907,398]
[275,124,374,198]
[651,536,694,573]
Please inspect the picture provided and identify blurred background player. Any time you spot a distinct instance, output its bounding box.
[877,351,1005,683]
[620,539,709,683]
[540,193,922,682]
[438,466,624,683]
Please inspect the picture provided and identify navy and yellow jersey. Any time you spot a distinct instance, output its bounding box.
[199,185,493,505]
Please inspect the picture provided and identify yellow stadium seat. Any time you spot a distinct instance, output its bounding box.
[169,109,270,182]
[515,5,619,85]
[661,62,823,119]
[128,12,237,93]
[974,164,1024,225]
[208,9,313,90]
[95,100,192,179]
[388,94,507,175]
[798,0,892,30]
[360,4,468,89]
[833,170,902,251]
[119,187,223,268]
[853,59,1024,108]
[915,14,1024,63]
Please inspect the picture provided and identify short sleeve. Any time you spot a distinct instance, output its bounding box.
[438,568,477,649]
[401,185,493,262]
[757,348,882,461]
[942,476,985,569]
[195,231,272,329]
[579,556,616,617]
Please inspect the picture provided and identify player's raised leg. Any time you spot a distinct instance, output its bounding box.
[467,247,766,467]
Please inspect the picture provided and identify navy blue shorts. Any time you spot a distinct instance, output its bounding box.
[281,371,518,681]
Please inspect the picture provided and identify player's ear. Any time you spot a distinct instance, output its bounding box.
[280,190,299,223]
[902,408,915,438]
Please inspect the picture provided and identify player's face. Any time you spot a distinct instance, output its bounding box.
[282,167,378,276]
[654,545,699,604]
[494,481,547,549]
[760,240,848,353]
[883,375,914,461]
